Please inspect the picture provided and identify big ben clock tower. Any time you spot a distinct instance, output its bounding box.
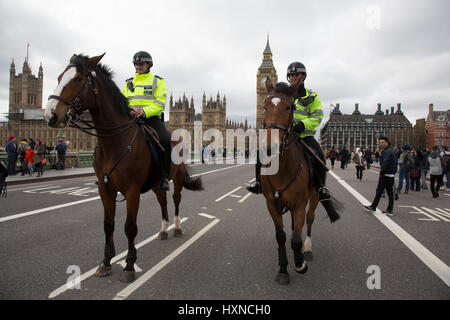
[256,35,278,129]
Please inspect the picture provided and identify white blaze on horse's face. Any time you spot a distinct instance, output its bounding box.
[271,97,281,107]
[44,67,77,123]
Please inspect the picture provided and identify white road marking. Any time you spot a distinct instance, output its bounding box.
[48,217,188,299]
[238,192,252,203]
[329,170,450,287]
[198,213,216,219]
[7,184,55,192]
[0,196,101,223]
[248,178,256,183]
[226,209,233,212]
[191,163,246,178]
[215,186,242,202]
[113,218,220,300]
[23,186,62,193]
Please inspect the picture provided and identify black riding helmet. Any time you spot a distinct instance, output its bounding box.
[286,62,307,82]
[133,51,153,69]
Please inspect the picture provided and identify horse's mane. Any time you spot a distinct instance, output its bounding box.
[71,54,131,116]
[274,82,294,97]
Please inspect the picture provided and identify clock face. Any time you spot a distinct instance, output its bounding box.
[261,77,267,86]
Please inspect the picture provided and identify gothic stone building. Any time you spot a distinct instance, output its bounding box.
[320,103,413,152]
[0,59,96,151]
[167,92,249,150]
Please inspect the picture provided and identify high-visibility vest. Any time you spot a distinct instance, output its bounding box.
[293,88,324,138]
[122,72,167,118]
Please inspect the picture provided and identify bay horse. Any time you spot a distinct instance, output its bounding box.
[44,53,203,283]
[260,78,342,285]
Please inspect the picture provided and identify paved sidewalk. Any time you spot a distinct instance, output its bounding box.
[5,167,95,186]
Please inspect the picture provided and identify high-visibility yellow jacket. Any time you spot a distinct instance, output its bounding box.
[122,72,167,118]
[293,88,324,138]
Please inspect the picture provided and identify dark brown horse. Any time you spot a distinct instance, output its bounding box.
[260,78,342,285]
[44,53,203,283]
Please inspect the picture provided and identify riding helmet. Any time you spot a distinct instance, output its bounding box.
[286,62,307,81]
[133,51,153,68]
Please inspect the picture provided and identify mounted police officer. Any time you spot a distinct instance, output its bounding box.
[248,62,331,202]
[122,51,170,191]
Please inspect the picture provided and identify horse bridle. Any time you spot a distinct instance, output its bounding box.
[262,94,298,153]
[263,94,295,132]
[48,64,138,138]
[48,64,98,124]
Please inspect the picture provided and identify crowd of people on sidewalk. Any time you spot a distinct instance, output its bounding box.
[324,143,450,215]
[2,136,68,178]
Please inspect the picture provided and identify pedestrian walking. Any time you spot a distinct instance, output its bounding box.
[34,139,45,177]
[397,144,414,194]
[363,136,397,216]
[6,136,18,175]
[352,147,365,181]
[364,148,372,169]
[428,146,445,198]
[24,145,35,177]
[421,148,429,190]
[55,138,67,170]
[17,139,28,176]
[340,148,348,169]
[409,149,422,192]
[329,146,337,169]
[442,147,450,191]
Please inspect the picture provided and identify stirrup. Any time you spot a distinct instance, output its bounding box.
[159,177,170,191]
[247,181,261,195]
[318,186,331,202]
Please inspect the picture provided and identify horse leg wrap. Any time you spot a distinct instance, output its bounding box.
[291,231,304,269]
[278,247,288,273]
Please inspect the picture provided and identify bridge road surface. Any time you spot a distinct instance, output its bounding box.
[0,161,449,300]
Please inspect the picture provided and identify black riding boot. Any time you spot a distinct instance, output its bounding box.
[315,165,331,201]
[159,149,171,191]
[247,153,262,194]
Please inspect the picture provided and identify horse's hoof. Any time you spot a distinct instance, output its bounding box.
[94,263,111,277]
[275,272,290,285]
[120,270,135,283]
[158,231,168,240]
[173,228,183,237]
[294,262,308,274]
[304,251,313,261]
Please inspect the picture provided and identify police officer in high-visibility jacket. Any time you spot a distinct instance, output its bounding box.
[122,51,170,191]
[248,62,331,201]
[288,61,330,201]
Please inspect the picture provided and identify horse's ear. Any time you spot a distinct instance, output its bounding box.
[264,77,274,92]
[70,54,78,63]
[87,53,106,69]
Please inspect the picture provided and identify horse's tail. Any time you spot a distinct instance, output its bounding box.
[321,196,343,223]
[182,167,204,191]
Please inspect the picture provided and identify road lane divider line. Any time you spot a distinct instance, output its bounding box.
[48,217,188,299]
[215,186,242,202]
[7,184,55,192]
[328,170,450,287]
[191,163,246,178]
[238,192,252,203]
[113,218,220,300]
[198,213,216,219]
[0,196,101,223]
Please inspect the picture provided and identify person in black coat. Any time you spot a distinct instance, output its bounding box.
[364,136,397,215]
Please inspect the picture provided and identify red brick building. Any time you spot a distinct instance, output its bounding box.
[425,104,450,150]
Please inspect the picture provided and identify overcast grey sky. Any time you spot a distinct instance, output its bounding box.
[1,0,449,127]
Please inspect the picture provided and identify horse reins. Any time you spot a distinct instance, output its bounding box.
[262,94,303,204]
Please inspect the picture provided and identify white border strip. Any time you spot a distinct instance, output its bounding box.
[328,170,450,287]
[215,186,242,202]
[0,196,101,223]
[113,218,220,300]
